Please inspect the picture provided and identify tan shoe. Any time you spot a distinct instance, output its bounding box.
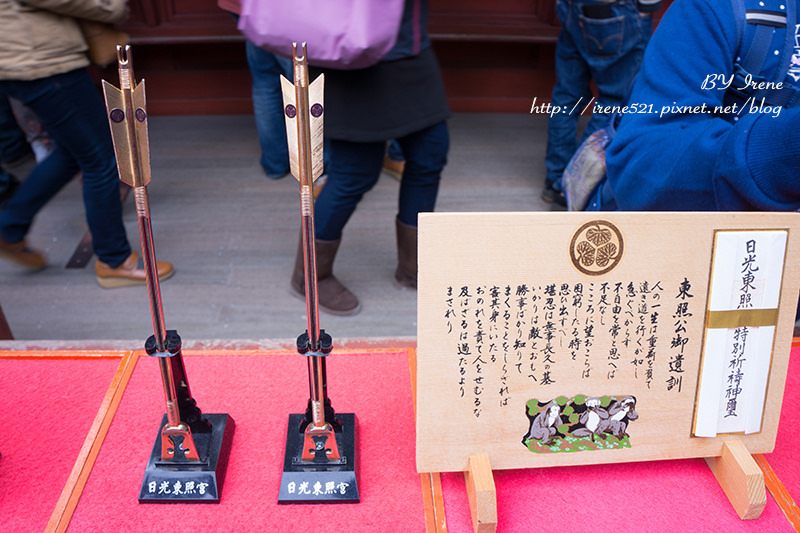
[382,156,404,181]
[95,252,174,289]
[0,236,46,270]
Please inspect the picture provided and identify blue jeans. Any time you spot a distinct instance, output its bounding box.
[246,41,294,179]
[0,96,32,167]
[387,139,404,161]
[0,69,131,266]
[314,121,449,241]
[545,0,651,187]
[0,97,23,192]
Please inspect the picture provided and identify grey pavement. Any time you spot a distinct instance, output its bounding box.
[0,112,559,349]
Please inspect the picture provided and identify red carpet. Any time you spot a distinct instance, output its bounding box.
[1,345,798,532]
[66,348,424,532]
[0,354,124,533]
[440,347,800,532]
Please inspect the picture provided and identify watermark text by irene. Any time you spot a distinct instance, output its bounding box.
[529,95,782,118]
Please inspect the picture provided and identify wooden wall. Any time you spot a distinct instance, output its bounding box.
[93,0,670,115]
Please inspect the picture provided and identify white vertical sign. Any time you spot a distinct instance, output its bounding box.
[694,230,787,437]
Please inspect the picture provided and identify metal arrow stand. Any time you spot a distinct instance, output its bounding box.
[103,45,234,503]
[277,43,359,503]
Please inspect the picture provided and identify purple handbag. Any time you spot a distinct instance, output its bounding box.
[238,0,406,70]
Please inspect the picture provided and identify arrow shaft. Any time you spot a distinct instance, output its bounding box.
[105,46,185,436]
[159,357,181,428]
[292,44,327,429]
[294,48,321,352]
[134,187,167,352]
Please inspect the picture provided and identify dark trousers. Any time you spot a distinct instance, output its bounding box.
[0,69,130,266]
[313,120,449,241]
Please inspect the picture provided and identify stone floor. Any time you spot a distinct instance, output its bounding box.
[0,112,561,348]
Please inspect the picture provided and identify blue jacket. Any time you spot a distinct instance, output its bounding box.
[597,0,800,211]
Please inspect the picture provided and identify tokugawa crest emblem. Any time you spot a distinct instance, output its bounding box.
[569,220,624,276]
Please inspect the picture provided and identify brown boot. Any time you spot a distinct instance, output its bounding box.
[394,217,417,290]
[290,237,360,316]
[95,252,174,289]
[0,235,46,270]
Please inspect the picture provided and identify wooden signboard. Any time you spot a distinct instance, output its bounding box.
[415,212,800,527]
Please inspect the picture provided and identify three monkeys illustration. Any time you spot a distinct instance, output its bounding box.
[524,395,638,448]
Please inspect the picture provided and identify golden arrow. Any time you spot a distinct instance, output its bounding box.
[102,45,199,462]
[281,43,341,462]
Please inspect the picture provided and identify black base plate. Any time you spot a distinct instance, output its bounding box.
[278,413,359,503]
[139,413,234,503]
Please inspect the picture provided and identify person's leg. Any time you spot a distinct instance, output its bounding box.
[1,70,131,267]
[387,139,403,161]
[393,121,449,288]
[582,1,652,142]
[246,42,293,179]
[395,121,449,227]
[0,97,25,204]
[0,145,78,243]
[313,139,385,241]
[544,4,592,204]
[0,126,74,269]
[290,139,384,315]
[0,96,33,166]
[0,167,17,210]
[7,97,51,163]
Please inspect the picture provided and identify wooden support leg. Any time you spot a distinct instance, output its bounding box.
[420,472,447,533]
[705,440,767,520]
[464,455,497,533]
